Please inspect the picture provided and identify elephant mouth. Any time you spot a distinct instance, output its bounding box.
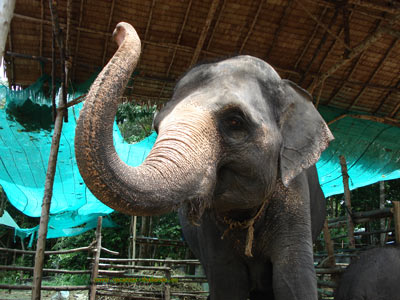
[213,165,264,213]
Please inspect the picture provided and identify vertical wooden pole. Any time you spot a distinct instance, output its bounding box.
[164,268,171,300]
[339,155,355,249]
[393,201,400,244]
[322,220,335,267]
[89,216,103,300]
[31,102,65,300]
[379,181,386,246]
[131,216,137,263]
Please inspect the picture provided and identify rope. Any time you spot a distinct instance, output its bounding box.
[220,199,268,257]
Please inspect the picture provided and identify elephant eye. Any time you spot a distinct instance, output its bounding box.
[226,116,244,130]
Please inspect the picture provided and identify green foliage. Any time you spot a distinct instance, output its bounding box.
[42,274,90,286]
[46,233,92,271]
[153,213,182,240]
[116,102,156,143]
[0,271,30,284]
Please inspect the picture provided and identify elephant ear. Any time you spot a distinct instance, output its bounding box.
[278,79,334,187]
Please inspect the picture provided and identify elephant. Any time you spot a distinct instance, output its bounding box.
[75,22,334,300]
[334,246,400,300]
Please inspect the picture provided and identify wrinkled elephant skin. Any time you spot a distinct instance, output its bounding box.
[75,22,334,300]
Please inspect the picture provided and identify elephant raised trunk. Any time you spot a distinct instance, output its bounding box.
[75,22,219,217]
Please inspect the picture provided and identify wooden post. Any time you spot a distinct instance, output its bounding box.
[393,201,400,244]
[322,219,335,267]
[339,155,355,249]
[89,216,103,300]
[164,268,171,300]
[31,101,65,300]
[0,0,16,65]
[131,216,137,263]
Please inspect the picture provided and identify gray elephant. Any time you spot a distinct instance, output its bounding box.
[335,246,400,300]
[75,22,333,300]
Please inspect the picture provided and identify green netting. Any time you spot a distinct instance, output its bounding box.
[317,106,400,196]
[0,72,399,246]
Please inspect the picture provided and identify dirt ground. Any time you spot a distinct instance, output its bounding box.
[0,290,88,300]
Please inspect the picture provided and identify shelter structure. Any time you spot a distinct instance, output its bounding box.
[1,1,400,299]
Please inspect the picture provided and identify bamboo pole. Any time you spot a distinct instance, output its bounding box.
[339,155,355,249]
[393,201,400,244]
[89,216,103,300]
[189,0,220,66]
[31,103,65,300]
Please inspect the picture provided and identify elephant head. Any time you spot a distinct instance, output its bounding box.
[75,22,333,223]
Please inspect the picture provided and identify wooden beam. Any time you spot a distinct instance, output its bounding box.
[315,78,325,108]
[327,113,400,128]
[101,0,115,66]
[308,13,399,93]
[189,0,220,67]
[342,5,351,58]
[315,0,399,15]
[390,101,400,118]
[205,0,226,51]
[309,9,355,90]
[347,0,399,15]
[348,38,397,110]
[239,0,265,54]
[325,54,362,105]
[295,0,352,51]
[265,0,293,58]
[39,0,44,74]
[292,7,328,75]
[144,0,156,42]
[299,8,339,86]
[383,26,400,39]
[158,0,193,98]
[72,0,85,82]
[374,77,400,116]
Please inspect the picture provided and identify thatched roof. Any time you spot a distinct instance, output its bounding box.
[4,0,400,124]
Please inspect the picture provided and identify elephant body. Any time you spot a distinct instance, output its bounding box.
[335,246,400,300]
[75,23,333,300]
[181,165,326,299]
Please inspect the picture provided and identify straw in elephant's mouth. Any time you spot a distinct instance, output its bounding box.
[183,194,212,226]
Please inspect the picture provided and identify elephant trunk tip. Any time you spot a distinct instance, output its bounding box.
[112,22,138,47]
